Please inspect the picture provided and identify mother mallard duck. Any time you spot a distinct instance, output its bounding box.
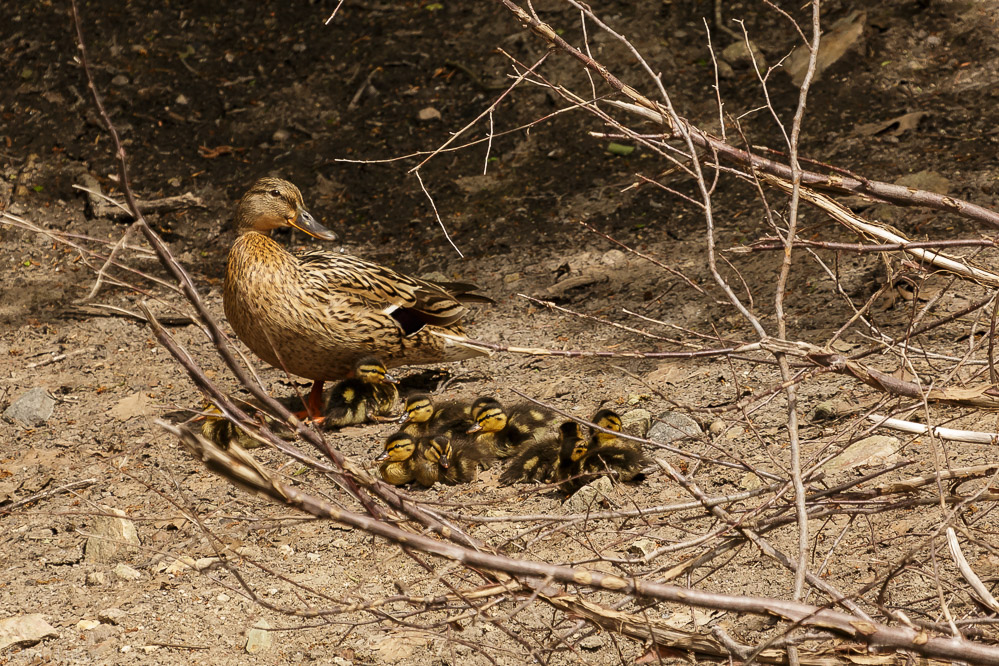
[223,177,490,418]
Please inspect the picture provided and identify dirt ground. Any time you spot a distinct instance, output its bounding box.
[4,0,999,663]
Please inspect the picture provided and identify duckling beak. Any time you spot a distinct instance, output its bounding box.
[375,450,390,462]
[289,209,337,241]
[466,423,482,434]
[383,372,399,385]
[397,413,411,424]
[439,453,450,469]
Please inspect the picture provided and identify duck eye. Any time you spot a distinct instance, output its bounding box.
[269,189,281,198]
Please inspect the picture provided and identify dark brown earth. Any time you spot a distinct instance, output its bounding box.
[4,1,999,664]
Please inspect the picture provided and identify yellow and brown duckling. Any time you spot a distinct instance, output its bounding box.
[500,420,581,485]
[223,177,491,419]
[467,397,557,458]
[565,412,650,490]
[398,393,472,437]
[198,400,295,450]
[434,432,495,484]
[376,432,443,488]
[588,408,641,452]
[323,356,399,427]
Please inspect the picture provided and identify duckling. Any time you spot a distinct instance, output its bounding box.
[564,419,650,491]
[198,401,295,450]
[466,397,531,458]
[431,433,493,484]
[223,177,491,420]
[324,356,399,427]
[375,432,443,488]
[398,393,472,437]
[500,420,582,485]
[588,408,641,452]
[469,397,559,453]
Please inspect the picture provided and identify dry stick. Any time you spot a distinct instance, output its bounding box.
[737,237,998,254]
[946,527,999,614]
[866,414,999,445]
[1,479,97,514]
[518,294,671,341]
[175,428,999,666]
[771,4,822,642]
[69,1,491,553]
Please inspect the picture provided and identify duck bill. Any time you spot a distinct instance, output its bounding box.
[375,450,390,462]
[439,455,450,469]
[382,372,399,385]
[290,209,337,241]
[466,423,483,434]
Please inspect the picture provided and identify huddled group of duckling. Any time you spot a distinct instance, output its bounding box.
[377,392,652,491]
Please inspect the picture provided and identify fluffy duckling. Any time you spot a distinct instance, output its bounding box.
[433,433,494,484]
[199,401,295,449]
[500,420,581,485]
[588,408,641,452]
[398,393,472,437]
[466,397,534,458]
[376,432,443,488]
[324,356,399,428]
[565,419,650,491]
[470,396,560,454]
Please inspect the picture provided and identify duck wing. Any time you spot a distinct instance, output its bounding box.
[297,251,487,333]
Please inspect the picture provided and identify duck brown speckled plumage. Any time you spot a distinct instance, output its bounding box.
[223,177,491,417]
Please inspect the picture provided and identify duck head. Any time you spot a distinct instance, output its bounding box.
[234,177,337,240]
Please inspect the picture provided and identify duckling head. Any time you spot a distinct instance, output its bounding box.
[401,394,434,424]
[558,421,586,463]
[425,435,452,469]
[470,396,498,420]
[234,177,337,241]
[376,432,417,462]
[467,398,507,434]
[591,408,623,446]
[353,356,398,385]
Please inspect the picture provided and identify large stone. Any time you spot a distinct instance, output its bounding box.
[822,435,900,474]
[245,620,272,654]
[648,412,702,444]
[0,614,58,651]
[3,388,55,427]
[564,476,614,514]
[85,508,141,564]
[620,409,652,438]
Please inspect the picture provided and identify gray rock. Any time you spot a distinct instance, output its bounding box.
[822,436,900,474]
[0,614,58,651]
[97,608,126,625]
[564,476,613,513]
[3,387,55,427]
[620,409,652,438]
[112,563,142,581]
[721,39,766,72]
[417,107,441,122]
[648,412,702,444]
[245,620,272,654]
[85,508,140,564]
[85,572,107,586]
[579,634,604,650]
